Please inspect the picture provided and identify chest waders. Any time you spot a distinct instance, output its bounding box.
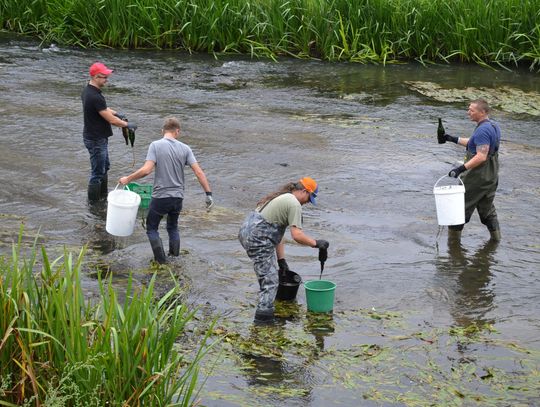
[238,211,286,319]
[450,150,499,234]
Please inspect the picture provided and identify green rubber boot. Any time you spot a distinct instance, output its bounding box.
[489,229,501,242]
[447,229,462,242]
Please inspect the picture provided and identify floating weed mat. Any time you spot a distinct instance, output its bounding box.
[406,81,540,116]
[197,305,540,406]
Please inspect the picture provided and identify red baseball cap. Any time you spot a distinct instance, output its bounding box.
[89,62,113,76]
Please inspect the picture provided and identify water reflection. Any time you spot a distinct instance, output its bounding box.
[86,201,117,254]
[304,312,335,353]
[435,239,499,328]
[239,323,314,397]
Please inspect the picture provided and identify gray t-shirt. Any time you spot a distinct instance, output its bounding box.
[146,137,197,199]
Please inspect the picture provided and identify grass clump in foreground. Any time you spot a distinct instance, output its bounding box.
[0,236,213,406]
[1,0,539,69]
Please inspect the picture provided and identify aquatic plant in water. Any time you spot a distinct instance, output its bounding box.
[197,304,540,406]
[406,81,540,116]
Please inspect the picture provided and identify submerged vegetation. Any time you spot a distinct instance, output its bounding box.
[0,235,213,406]
[201,303,540,406]
[1,0,539,69]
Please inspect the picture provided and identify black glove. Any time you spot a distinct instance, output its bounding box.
[445,134,459,144]
[114,112,127,121]
[277,258,290,274]
[314,239,329,250]
[449,164,466,178]
[318,247,328,264]
[126,123,138,131]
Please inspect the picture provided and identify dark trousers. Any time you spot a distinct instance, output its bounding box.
[146,197,183,242]
[84,138,110,185]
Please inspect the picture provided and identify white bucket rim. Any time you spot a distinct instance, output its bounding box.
[433,184,465,195]
[433,174,465,195]
[108,189,141,208]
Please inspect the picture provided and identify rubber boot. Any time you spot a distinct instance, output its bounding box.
[254,309,275,325]
[149,238,167,265]
[100,174,108,200]
[447,228,462,242]
[169,239,180,257]
[87,183,101,204]
[489,229,501,242]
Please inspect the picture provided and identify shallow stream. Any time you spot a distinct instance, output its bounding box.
[1,33,539,406]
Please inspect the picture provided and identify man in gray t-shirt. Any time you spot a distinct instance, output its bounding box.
[119,117,213,264]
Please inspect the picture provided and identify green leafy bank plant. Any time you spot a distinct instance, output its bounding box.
[0,235,213,406]
[1,0,539,69]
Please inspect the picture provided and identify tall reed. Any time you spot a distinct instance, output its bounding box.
[0,233,213,405]
[0,0,539,69]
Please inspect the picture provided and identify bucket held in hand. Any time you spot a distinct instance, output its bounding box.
[433,175,465,226]
[304,280,336,313]
[276,270,302,301]
[106,184,141,236]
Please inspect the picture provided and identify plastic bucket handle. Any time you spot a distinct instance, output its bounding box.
[434,174,464,189]
[114,183,131,191]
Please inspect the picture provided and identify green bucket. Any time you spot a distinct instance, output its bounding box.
[304,280,336,313]
[127,182,152,209]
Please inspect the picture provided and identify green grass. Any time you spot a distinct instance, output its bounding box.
[1,0,539,68]
[0,230,214,406]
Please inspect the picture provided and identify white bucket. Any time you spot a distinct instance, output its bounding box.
[433,175,465,226]
[106,185,141,236]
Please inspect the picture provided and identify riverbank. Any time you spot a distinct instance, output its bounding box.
[1,0,539,69]
[0,239,212,405]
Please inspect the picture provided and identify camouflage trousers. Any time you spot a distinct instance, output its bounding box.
[238,211,286,314]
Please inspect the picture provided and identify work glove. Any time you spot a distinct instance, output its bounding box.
[114,112,127,121]
[126,123,138,131]
[278,258,290,274]
[314,239,329,250]
[205,192,214,210]
[449,164,466,178]
[445,134,459,144]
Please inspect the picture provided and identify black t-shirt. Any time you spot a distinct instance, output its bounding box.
[81,84,112,140]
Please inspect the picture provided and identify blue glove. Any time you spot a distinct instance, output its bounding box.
[126,123,138,131]
[205,192,214,209]
[449,164,466,178]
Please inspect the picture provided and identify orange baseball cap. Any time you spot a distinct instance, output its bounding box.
[299,177,318,204]
[89,62,113,76]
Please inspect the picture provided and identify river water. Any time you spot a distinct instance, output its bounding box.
[1,33,539,406]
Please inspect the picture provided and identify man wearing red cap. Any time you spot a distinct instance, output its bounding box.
[82,62,137,203]
[238,177,329,324]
